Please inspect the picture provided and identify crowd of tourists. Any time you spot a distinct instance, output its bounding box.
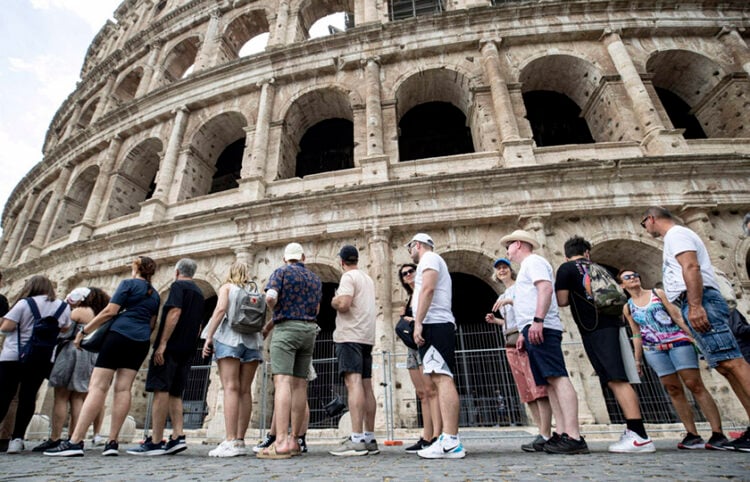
[0,205,749,459]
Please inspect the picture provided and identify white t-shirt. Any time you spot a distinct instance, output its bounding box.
[412,251,455,325]
[1,296,72,362]
[512,254,563,332]
[497,284,517,334]
[334,269,377,345]
[662,224,720,302]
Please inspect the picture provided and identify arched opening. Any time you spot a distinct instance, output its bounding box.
[48,166,99,241]
[181,112,247,200]
[279,88,353,180]
[523,91,594,147]
[104,138,162,220]
[398,102,474,161]
[153,0,167,17]
[17,192,52,256]
[295,118,354,177]
[298,0,353,41]
[647,49,747,139]
[222,10,270,61]
[77,98,100,128]
[113,68,143,105]
[161,37,200,84]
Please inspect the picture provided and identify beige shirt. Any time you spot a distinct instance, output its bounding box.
[333,269,377,345]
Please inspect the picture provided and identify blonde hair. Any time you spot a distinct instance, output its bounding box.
[225,261,250,286]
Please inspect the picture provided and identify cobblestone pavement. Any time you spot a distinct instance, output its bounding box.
[2,436,749,481]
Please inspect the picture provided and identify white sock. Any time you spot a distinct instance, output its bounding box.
[443,433,459,447]
[351,432,365,443]
[363,432,375,443]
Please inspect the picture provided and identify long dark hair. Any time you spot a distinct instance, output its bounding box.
[398,263,417,294]
[14,275,56,305]
[80,287,111,315]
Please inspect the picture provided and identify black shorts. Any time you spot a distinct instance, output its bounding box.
[335,342,373,379]
[418,323,456,377]
[95,331,150,371]
[145,351,192,397]
[581,326,628,386]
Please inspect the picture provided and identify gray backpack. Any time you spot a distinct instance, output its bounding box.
[228,282,267,334]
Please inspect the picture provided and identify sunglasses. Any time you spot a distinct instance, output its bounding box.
[640,216,651,229]
[621,273,640,281]
[400,268,415,277]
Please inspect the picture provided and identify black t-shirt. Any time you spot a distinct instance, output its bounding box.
[154,280,205,356]
[555,260,621,333]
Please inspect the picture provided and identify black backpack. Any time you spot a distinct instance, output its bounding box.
[17,298,67,365]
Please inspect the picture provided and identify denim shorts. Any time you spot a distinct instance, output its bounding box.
[213,339,263,364]
[679,288,742,368]
[522,325,569,386]
[643,343,700,377]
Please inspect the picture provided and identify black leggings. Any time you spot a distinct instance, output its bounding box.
[0,360,51,439]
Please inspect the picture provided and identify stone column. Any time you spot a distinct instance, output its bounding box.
[239,80,275,199]
[363,0,380,23]
[480,39,534,167]
[718,26,750,77]
[0,189,39,264]
[680,206,730,273]
[28,164,73,255]
[366,227,393,432]
[239,126,256,178]
[92,73,117,122]
[195,9,222,72]
[268,0,290,47]
[140,40,165,95]
[62,103,83,139]
[70,135,123,241]
[364,58,385,157]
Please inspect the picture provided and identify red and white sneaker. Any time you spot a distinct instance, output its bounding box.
[608,429,656,453]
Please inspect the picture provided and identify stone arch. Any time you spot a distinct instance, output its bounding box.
[160,36,201,84]
[17,191,53,255]
[587,236,664,290]
[77,97,101,128]
[278,86,355,179]
[394,67,478,161]
[221,9,270,61]
[296,0,354,41]
[104,137,163,220]
[646,49,747,139]
[48,165,99,241]
[180,111,249,201]
[519,54,602,146]
[112,67,144,105]
[735,235,750,287]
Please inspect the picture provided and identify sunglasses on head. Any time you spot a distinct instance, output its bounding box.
[621,273,640,280]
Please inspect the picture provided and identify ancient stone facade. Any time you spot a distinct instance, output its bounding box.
[2,0,750,439]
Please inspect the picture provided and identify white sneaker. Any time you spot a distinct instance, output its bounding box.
[209,440,244,457]
[417,435,466,459]
[608,429,656,453]
[7,438,24,454]
[232,439,248,455]
[92,434,107,446]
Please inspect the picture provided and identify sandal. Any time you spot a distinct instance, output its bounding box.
[256,445,292,459]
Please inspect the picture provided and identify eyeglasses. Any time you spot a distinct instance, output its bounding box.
[640,216,651,229]
[406,242,417,252]
[621,273,640,281]
[400,268,415,277]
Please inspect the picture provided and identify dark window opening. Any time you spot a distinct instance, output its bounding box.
[295,119,354,177]
[390,0,444,21]
[523,90,594,147]
[209,138,244,194]
[398,101,474,162]
[655,87,707,140]
[451,272,527,427]
[308,282,343,429]
[155,1,167,15]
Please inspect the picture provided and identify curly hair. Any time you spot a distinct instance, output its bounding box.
[79,287,111,315]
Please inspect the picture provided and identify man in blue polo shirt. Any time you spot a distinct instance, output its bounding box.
[257,243,322,459]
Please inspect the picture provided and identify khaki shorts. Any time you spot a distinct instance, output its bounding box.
[270,320,318,378]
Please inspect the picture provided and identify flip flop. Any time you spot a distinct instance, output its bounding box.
[256,445,292,459]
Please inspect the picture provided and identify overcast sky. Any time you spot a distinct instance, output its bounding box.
[0,0,121,229]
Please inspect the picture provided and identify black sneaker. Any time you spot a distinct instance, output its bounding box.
[164,435,187,455]
[44,439,84,457]
[126,436,166,456]
[297,435,308,454]
[678,433,706,450]
[521,434,547,452]
[253,433,276,454]
[705,432,731,451]
[404,437,432,453]
[102,440,119,456]
[32,438,62,452]
[726,427,750,452]
[543,433,590,455]
[542,432,562,451]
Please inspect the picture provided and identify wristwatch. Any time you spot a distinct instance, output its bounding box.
[532,317,545,323]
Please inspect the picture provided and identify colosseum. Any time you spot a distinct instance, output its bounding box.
[2,0,750,442]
